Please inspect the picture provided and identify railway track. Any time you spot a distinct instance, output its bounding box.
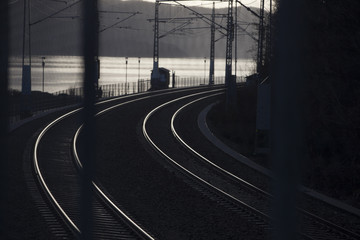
[74,86,267,239]
[143,91,360,240]
[32,85,359,239]
[33,94,158,239]
[33,87,219,239]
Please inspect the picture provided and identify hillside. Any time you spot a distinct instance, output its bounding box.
[9,0,260,58]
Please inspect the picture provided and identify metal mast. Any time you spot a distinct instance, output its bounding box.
[225,0,234,86]
[257,0,265,74]
[151,0,160,85]
[234,0,237,78]
[209,2,215,85]
[264,0,272,72]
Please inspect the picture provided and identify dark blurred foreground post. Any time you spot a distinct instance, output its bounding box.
[0,1,9,237]
[81,0,99,239]
[271,0,304,239]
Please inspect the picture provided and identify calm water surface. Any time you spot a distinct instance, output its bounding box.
[9,56,256,93]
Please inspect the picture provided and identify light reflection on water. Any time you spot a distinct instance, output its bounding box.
[8,56,255,93]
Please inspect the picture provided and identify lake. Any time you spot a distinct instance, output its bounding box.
[8,56,256,93]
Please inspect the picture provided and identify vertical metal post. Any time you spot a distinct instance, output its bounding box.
[81,0,99,238]
[138,57,141,93]
[204,57,206,85]
[151,0,160,87]
[257,0,265,75]
[22,0,26,72]
[172,71,175,88]
[225,0,233,86]
[271,1,304,239]
[0,0,9,236]
[42,57,45,92]
[225,0,235,110]
[265,0,273,70]
[125,56,128,95]
[209,1,215,85]
[234,0,238,78]
[28,0,32,69]
[21,0,31,118]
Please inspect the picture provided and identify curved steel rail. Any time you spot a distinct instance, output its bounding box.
[170,96,360,240]
[72,95,167,240]
[142,89,271,222]
[33,87,210,238]
[171,95,271,197]
[34,107,82,234]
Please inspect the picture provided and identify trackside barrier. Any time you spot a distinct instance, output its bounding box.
[8,76,245,124]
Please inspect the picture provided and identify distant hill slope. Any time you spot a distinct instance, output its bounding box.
[10,0,259,58]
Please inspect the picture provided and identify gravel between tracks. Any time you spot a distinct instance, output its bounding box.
[3,108,80,239]
[86,92,266,239]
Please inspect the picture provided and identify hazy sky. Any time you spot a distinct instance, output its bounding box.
[139,0,263,9]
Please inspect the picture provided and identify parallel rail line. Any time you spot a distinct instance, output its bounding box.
[33,85,359,239]
[169,94,360,240]
[33,87,215,239]
[142,90,271,229]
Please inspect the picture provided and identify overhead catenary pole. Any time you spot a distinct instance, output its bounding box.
[151,0,160,88]
[125,56,128,94]
[234,0,237,79]
[209,2,215,85]
[42,57,45,92]
[257,0,265,75]
[138,57,141,93]
[28,0,32,68]
[264,0,272,72]
[225,0,237,111]
[22,0,26,70]
[225,0,234,86]
[203,57,206,84]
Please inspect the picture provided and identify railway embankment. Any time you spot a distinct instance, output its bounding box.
[207,86,360,210]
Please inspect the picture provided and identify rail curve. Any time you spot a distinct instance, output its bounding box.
[170,95,360,240]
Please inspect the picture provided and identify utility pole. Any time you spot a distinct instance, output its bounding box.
[257,0,265,75]
[209,2,215,85]
[225,0,237,111]
[21,0,31,118]
[42,57,45,92]
[225,0,234,87]
[138,57,141,93]
[28,0,32,69]
[234,0,237,79]
[204,57,206,84]
[125,56,128,94]
[264,0,272,73]
[151,0,160,88]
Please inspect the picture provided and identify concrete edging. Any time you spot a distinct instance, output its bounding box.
[197,102,360,218]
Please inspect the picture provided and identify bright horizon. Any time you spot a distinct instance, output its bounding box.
[138,0,263,9]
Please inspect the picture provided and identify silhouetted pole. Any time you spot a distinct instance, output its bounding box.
[28,0,32,69]
[42,57,45,92]
[209,2,215,85]
[271,1,304,240]
[81,0,99,238]
[203,57,206,85]
[172,71,175,88]
[225,0,235,111]
[0,0,9,237]
[234,0,237,78]
[125,56,128,94]
[257,0,265,75]
[151,0,160,87]
[138,57,141,93]
[22,0,26,72]
[225,0,233,87]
